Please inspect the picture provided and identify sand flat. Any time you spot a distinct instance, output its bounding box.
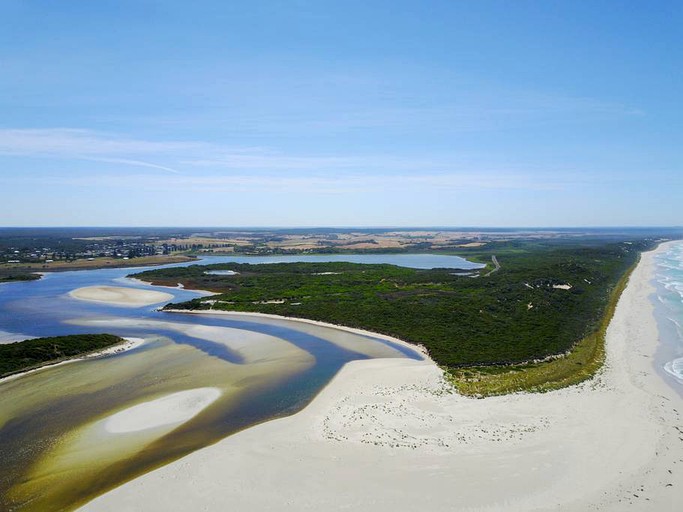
[103,388,222,434]
[81,243,682,512]
[70,286,174,307]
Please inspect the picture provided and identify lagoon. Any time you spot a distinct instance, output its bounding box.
[0,253,477,510]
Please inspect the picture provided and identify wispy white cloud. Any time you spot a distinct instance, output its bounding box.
[0,127,596,193]
[0,127,455,175]
[30,171,566,195]
[0,128,197,173]
[81,157,181,174]
[182,154,453,172]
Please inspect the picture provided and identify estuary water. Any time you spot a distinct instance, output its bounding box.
[0,254,478,511]
[653,241,683,389]
[192,252,485,269]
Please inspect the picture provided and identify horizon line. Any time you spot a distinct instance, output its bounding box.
[0,225,681,231]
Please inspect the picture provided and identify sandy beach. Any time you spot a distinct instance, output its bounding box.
[81,243,682,511]
[69,286,174,307]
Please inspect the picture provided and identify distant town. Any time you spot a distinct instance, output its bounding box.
[1,226,680,267]
[2,240,165,264]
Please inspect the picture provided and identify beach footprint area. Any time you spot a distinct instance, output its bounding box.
[0,274,418,511]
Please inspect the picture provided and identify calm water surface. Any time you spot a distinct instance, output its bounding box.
[0,254,475,511]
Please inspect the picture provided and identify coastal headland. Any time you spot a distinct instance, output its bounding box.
[81,242,682,511]
[134,241,648,394]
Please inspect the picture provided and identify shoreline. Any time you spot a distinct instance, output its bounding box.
[82,241,682,511]
[126,276,217,297]
[162,308,431,359]
[0,255,197,274]
[0,337,145,384]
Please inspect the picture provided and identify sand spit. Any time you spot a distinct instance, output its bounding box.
[163,309,429,359]
[70,316,314,366]
[82,243,681,512]
[69,286,174,307]
[124,276,215,296]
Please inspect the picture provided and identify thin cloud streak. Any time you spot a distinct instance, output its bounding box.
[0,128,451,174]
[0,128,201,155]
[0,127,610,188]
[81,157,181,174]
[0,128,198,174]
[0,127,464,175]
[33,172,567,194]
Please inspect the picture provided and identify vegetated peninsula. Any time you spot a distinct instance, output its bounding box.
[0,334,126,379]
[132,239,653,395]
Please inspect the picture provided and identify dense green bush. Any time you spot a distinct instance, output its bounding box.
[0,273,41,283]
[0,334,125,378]
[133,240,650,368]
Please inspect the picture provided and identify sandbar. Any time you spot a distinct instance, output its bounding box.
[163,309,424,360]
[69,286,174,307]
[103,388,222,434]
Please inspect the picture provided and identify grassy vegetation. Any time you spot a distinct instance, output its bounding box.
[448,258,636,396]
[132,239,653,396]
[0,334,126,379]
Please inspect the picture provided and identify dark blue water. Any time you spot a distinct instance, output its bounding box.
[0,252,479,348]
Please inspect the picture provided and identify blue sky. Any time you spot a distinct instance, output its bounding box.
[0,0,681,227]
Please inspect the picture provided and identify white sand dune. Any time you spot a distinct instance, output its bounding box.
[70,286,174,307]
[81,243,682,512]
[104,388,222,434]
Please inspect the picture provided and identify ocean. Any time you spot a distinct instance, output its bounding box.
[653,240,683,388]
